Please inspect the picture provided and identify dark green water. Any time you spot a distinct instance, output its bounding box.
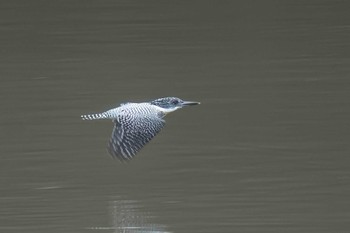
[1,1,350,232]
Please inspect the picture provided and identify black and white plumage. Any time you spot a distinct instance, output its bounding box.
[81,97,200,161]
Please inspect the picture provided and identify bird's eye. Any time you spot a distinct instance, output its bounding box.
[171,99,179,105]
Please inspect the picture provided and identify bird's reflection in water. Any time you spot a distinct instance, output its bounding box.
[90,199,170,233]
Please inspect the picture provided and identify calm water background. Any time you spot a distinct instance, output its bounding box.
[1,1,350,233]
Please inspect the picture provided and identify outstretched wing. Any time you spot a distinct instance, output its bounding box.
[107,114,165,161]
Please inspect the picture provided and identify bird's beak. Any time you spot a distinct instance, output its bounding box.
[182,101,200,106]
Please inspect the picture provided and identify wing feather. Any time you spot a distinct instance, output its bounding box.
[107,114,165,161]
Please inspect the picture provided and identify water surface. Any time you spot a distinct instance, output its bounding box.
[1,1,350,233]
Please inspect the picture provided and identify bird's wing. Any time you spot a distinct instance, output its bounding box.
[107,114,165,161]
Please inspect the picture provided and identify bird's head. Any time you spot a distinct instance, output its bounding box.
[150,97,200,113]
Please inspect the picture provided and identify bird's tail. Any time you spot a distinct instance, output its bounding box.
[81,112,109,120]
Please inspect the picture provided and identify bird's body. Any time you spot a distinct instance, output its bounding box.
[81,97,199,161]
[81,102,165,121]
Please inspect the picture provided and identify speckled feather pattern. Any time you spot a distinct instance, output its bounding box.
[82,103,165,161]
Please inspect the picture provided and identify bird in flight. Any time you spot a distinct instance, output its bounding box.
[81,97,200,161]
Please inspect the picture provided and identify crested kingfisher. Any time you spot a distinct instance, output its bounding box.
[81,97,200,161]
